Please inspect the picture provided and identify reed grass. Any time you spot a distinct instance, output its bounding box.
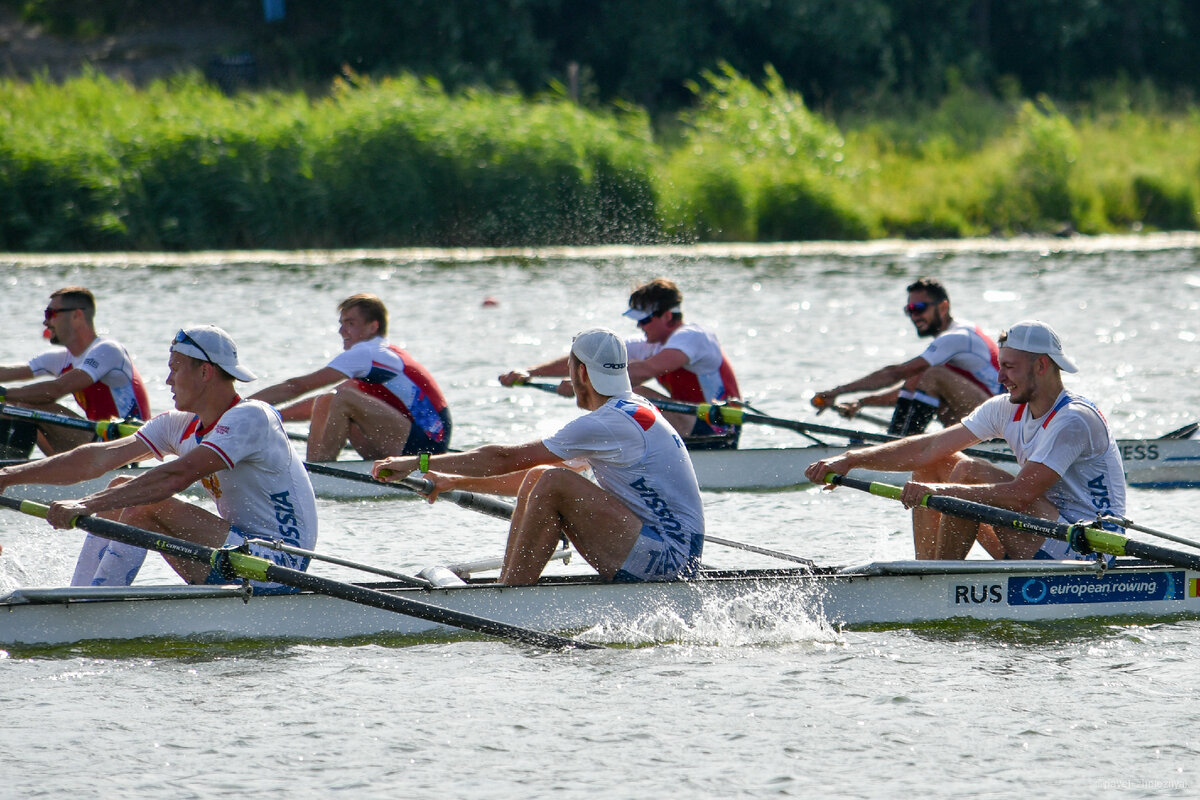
[1,67,1197,251]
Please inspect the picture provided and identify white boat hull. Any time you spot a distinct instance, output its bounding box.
[690,436,1200,491]
[2,560,1197,647]
[11,435,1200,502]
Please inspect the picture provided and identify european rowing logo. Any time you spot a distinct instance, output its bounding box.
[1008,572,1184,605]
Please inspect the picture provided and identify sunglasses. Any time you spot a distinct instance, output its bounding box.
[903,301,933,316]
[44,306,84,321]
[173,330,214,364]
[636,313,656,328]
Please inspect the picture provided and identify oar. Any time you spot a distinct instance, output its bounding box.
[514,379,833,446]
[822,473,1200,571]
[1158,421,1199,440]
[374,463,818,567]
[518,383,1197,463]
[705,535,814,567]
[0,495,600,650]
[514,380,1017,462]
[242,536,432,587]
[0,403,142,441]
[304,462,517,521]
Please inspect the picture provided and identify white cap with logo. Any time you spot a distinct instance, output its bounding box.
[171,325,257,382]
[570,328,632,396]
[1001,320,1078,374]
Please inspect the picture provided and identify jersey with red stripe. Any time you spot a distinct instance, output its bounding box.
[28,337,151,420]
[542,393,704,544]
[328,337,449,441]
[626,324,741,404]
[135,399,318,555]
[962,390,1126,525]
[918,319,1001,396]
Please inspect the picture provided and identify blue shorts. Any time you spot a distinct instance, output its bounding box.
[612,524,703,583]
[203,525,311,594]
[403,407,453,455]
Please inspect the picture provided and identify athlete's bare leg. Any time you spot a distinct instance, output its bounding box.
[307,383,414,461]
[500,467,642,585]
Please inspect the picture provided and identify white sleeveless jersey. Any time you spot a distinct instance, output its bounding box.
[962,390,1126,524]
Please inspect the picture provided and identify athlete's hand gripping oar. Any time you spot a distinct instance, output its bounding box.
[821,473,1200,571]
[0,402,142,441]
[304,462,516,521]
[0,495,600,650]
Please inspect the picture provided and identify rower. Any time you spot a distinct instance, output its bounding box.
[248,293,452,461]
[811,277,1000,436]
[807,320,1127,562]
[377,328,705,586]
[0,287,151,457]
[0,326,319,591]
[499,277,742,449]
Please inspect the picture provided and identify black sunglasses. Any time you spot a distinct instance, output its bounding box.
[44,306,84,320]
[173,330,214,363]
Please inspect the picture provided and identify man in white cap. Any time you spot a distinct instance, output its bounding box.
[0,326,318,589]
[499,278,742,448]
[805,320,1126,561]
[376,328,705,585]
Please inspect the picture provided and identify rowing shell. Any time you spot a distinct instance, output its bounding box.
[691,435,1200,491]
[2,559,1197,647]
[11,434,1200,502]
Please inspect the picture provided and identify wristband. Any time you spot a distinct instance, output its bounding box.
[418,453,430,473]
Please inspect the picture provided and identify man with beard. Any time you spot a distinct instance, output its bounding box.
[805,321,1126,562]
[811,277,1000,436]
[0,287,151,457]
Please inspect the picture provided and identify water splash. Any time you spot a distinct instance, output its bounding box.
[581,580,846,648]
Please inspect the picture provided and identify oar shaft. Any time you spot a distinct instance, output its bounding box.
[705,535,814,567]
[243,537,431,587]
[303,462,517,521]
[0,403,141,440]
[827,474,1200,571]
[0,495,599,650]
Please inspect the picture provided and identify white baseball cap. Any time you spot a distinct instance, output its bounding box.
[570,328,632,396]
[622,304,681,324]
[1001,320,1078,374]
[171,325,257,382]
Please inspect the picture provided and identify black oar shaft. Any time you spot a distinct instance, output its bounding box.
[0,403,141,440]
[828,474,1200,571]
[303,462,516,521]
[518,382,1017,463]
[0,495,599,650]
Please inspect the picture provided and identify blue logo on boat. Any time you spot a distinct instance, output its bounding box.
[1019,579,1048,604]
[1008,571,1184,605]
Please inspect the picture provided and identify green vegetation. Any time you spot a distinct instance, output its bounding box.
[2,67,1198,251]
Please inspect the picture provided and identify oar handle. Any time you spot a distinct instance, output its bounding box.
[1,403,142,441]
[377,468,517,521]
[514,380,564,395]
[824,473,1200,570]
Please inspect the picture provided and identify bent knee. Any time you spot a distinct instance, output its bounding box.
[946,455,1009,483]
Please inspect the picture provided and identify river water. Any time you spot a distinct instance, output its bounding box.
[2,236,1199,798]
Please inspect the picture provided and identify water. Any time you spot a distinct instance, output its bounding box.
[2,237,1200,798]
